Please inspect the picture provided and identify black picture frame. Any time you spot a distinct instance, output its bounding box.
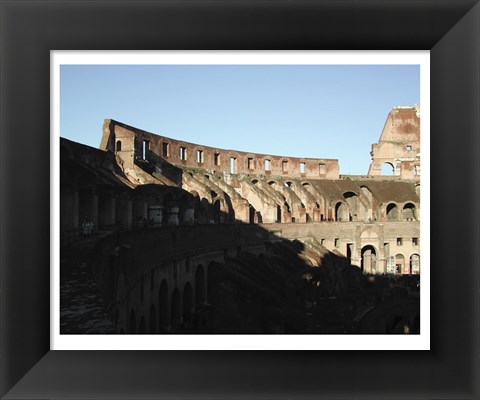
[1,1,479,399]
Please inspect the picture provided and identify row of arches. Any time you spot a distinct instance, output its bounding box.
[119,264,207,334]
[360,245,420,275]
[386,202,417,221]
[243,178,418,224]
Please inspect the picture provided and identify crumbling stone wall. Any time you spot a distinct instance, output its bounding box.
[368,105,420,180]
[100,119,340,179]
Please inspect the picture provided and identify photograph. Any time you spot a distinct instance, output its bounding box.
[2,1,478,399]
[57,56,426,340]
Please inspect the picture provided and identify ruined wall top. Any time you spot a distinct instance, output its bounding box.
[100,119,340,179]
[368,105,420,180]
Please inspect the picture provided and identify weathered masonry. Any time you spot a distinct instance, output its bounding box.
[60,105,421,334]
[63,104,420,275]
[368,105,420,180]
[100,120,340,180]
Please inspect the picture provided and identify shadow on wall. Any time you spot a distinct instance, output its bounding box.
[59,137,420,335]
[61,187,420,336]
[135,147,184,187]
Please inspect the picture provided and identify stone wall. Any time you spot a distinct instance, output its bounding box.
[368,105,420,180]
[100,119,340,179]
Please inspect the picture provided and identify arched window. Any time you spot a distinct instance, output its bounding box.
[361,245,377,274]
[410,254,420,274]
[386,203,399,221]
[116,140,122,152]
[395,254,405,274]
[381,162,394,176]
[402,203,416,221]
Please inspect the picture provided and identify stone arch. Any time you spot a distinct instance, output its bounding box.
[183,282,194,323]
[402,203,417,221]
[116,140,122,152]
[158,279,169,331]
[128,309,136,334]
[343,191,360,221]
[381,162,394,176]
[249,204,256,224]
[386,202,399,221]
[395,254,405,274]
[267,180,281,192]
[335,201,348,221]
[148,305,157,333]
[410,253,420,274]
[360,186,373,202]
[361,245,377,274]
[170,288,181,327]
[195,265,206,308]
[302,182,325,219]
[276,204,282,223]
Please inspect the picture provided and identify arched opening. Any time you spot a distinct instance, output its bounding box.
[276,205,282,223]
[116,140,122,152]
[361,245,377,274]
[170,288,181,327]
[148,305,156,333]
[183,283,193,324]
[395,254,405,274]
[158,280,169,331]
[249,205,256,224]
[402,203,417,221]
[335,202,348,221]
[128,310,136,334]
[386,203,399,221]
[138,316,147,334]
[360,186,373,202]
[195,265,205,309]
[381,162,394,176]
[343,192,359,221]
[410,254,420,274]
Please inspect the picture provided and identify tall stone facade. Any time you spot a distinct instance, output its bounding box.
[61,105,421,334]
[368,105,420,180]
[92,106,421,274]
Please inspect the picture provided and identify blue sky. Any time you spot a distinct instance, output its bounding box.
[60,64,419,175]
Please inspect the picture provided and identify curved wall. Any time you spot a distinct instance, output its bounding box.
[101,119,340,179]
